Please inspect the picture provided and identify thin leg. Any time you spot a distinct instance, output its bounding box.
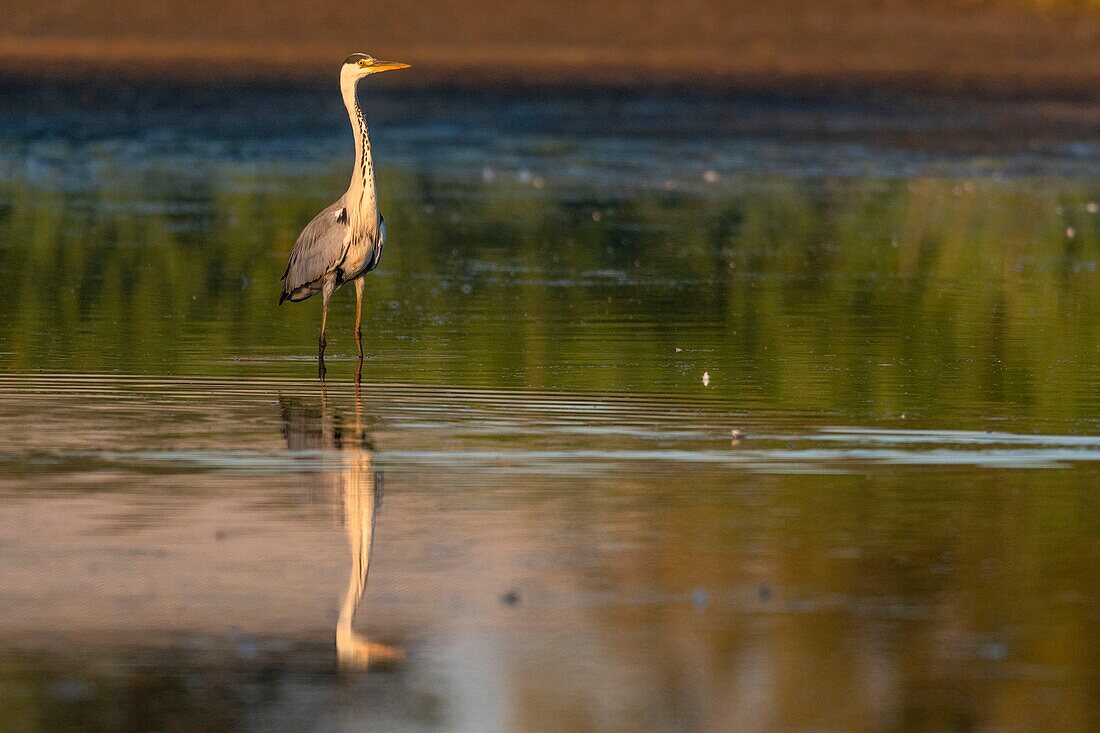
[318,281,334,380]
[354,276,365,382]
[354,276,365,359]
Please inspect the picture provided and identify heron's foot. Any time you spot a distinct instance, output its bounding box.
[355,356,364,384]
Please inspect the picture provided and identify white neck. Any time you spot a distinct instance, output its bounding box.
[340,72,377,230]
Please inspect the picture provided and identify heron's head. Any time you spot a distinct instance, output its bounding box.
[342,53,411,81]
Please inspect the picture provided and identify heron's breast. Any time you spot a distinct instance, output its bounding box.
[340,231,380,279]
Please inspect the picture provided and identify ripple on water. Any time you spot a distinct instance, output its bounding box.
[1,374,1098,482]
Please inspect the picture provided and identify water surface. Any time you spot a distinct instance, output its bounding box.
[0,84,1098,732]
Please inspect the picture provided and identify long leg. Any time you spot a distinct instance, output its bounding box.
[354,276,365,358]
[354,276,365,381]
[318,280,334,380]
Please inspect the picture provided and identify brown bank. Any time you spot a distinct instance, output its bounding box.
[2,0,1100,95]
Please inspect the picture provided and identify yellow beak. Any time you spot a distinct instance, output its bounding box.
[370,61,411,73]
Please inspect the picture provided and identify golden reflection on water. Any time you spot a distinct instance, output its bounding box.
[280,384,403,670]
[0,376,1097,732]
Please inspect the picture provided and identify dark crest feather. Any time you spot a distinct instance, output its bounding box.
[344,53,370,65]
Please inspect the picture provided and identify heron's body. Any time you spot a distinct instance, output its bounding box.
[279,202,385,305]
[280,53,409,377]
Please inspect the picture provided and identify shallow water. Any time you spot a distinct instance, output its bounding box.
[0,84,1098,732]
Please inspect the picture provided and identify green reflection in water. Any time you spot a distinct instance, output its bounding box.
[1,168,1099,423]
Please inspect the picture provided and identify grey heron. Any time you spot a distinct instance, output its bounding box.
[280,53,410,379]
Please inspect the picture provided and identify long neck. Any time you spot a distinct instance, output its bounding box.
[341,76,377,228]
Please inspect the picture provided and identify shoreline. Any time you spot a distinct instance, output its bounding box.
[3,35,1100,101]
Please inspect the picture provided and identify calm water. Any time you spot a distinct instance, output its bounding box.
[0,82,1098,732]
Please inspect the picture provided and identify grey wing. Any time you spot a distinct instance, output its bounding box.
[280,201,349,304]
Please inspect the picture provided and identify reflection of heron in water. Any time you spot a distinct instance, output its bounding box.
[280,385,402,669]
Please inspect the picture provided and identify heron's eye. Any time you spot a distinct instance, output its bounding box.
[358,58,372,68]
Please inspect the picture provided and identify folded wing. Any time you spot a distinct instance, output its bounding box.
[280,201,349,304]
